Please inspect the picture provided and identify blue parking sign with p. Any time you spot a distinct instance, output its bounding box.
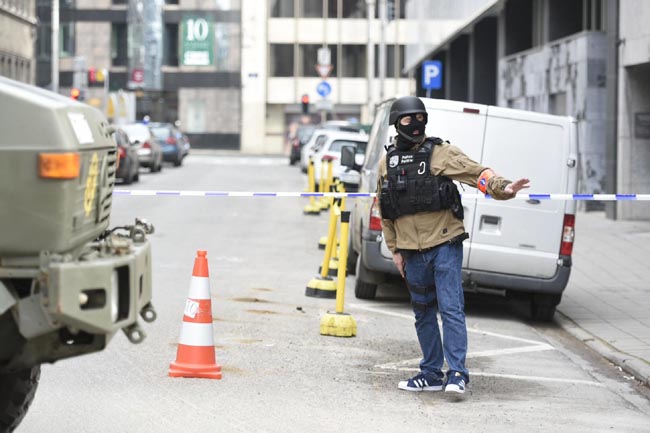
[422,60,442,90]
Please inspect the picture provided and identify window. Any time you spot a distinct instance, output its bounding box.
[35,23,75,59]
[299,44,337,77]
[60,23,75,57]
[164,23,179,66]
[270,44,294,77]
[328,140,367,153]
[341,0,366,18]
[341,45,365,78]
[111,23,128,66]
[270,0,294,17]
[300,0,322,18]
[215,23,240,72]
[375,45,405,78]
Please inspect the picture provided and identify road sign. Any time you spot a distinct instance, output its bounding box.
[316,81,332,98]
[315,64,332,79]
[422,60,442,90]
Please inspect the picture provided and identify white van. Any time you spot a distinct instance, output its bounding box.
[346,97,578,321]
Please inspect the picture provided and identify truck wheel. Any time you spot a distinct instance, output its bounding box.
[530,294,561,322]
[0,365,41,432]
[354,255,379,300]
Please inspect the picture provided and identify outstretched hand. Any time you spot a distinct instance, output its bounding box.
[504,178,530,195]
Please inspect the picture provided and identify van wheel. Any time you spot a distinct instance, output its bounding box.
[0,365,41,432]
[354,255,379,300]
[530,294,561,322]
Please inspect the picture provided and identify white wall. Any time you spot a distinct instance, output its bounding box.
[240,0,267,153]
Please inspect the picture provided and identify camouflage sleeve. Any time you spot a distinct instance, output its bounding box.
[435,144,514,200]
[377,159,398,253]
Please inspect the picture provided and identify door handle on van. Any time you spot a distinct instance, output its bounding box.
[526,199,541,205]
[482,215,499,225]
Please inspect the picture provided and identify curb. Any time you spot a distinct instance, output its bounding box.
[556,312,650,386]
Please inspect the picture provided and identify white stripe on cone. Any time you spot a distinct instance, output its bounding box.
[178,322,215,346]
[187,276,211,300]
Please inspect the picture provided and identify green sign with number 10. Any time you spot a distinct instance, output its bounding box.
[181,16,213,66]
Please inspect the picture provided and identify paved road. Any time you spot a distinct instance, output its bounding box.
[18,155,650,432]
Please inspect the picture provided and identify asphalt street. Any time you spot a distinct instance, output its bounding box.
[17,154,650,433]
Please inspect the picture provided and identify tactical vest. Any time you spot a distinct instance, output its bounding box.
[379,137,463,221]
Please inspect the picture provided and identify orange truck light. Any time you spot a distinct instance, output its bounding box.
[39,153,81,179]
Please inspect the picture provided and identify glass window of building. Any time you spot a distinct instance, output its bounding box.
[375,0,405,19]
[341,45,365,78]
[341,0,366,18]
[300,44,337,77]
[270,44,294,77]
[375,45,405,78]
[111,23,128,66]
[164,23,179,66]
[300,0,323,18]
[59,23,75,57]
[215,23,240,72]
[270,0,294,17]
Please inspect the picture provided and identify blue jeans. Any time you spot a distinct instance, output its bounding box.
[403,242,469,382]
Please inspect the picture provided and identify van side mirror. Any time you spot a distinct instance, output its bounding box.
[340,145,356,169]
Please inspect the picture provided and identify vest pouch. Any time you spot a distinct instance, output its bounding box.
[380,181,398,220]
[422,178,434,205]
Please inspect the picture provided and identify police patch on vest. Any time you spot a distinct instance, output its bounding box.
[389,155,399,168]
[400,155,414,164]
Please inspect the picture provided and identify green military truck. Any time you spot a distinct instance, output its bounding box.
[0,77,156,431]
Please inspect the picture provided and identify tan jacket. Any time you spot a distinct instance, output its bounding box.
[377,138,514,253]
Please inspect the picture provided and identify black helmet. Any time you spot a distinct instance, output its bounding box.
[388,96,427,125]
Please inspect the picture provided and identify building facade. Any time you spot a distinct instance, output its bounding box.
[406,0,610,211]
[242,0,421,154]
[35,0,241,149]
[616,0,650,219]
[0,0,37,83]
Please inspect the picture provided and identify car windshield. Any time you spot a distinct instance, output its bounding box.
[329,140,367,153]
[150,127,171,140]
[121,124,150,142]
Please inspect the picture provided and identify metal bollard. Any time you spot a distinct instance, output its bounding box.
[303,158,321,215]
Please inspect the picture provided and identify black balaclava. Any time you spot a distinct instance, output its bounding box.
[395,114,427,151]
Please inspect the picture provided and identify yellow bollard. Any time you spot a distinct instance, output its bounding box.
[305,200,340,298]
[318,158,332,211]
[303,158,321,215]
[320,210,357,337]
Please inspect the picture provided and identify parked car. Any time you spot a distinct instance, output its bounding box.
[112,127,140,184]
[299,121,367,172]
[344,97,578,321]
[310,131,368,184]
[120,123,163,173]
[148,122,190,167]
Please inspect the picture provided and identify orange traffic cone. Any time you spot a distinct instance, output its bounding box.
[169,250,222,379]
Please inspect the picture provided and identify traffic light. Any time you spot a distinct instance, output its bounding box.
[88,67,97,84]
[70,88,81,101]
[301,94,310,114]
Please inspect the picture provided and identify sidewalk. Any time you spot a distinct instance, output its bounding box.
[557,210,650,385]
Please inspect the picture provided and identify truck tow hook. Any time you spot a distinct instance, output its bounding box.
[140,302,157,323]
[122,322,146,344]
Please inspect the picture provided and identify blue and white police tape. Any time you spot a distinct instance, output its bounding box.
[112,190,650,200]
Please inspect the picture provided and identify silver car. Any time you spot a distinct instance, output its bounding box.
[121,123,164,173]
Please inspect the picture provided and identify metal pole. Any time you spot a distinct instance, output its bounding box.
[378,0,387,102]
[366,1,375,120]
[51,0,59,93]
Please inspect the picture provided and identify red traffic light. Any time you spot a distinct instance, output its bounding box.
[301,94,310,114]
[70,88,81,100]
